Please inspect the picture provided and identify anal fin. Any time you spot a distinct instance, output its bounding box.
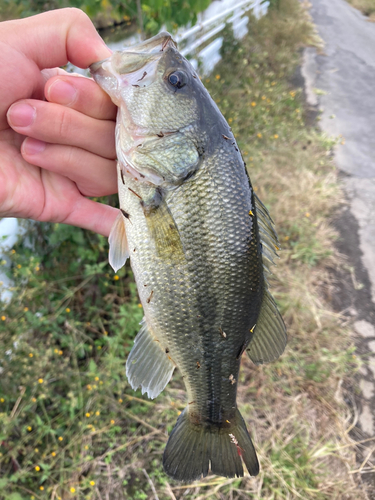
[126,319,175,399]
[246,290,287,365]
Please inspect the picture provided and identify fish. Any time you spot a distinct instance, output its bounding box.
[90,31,287,482]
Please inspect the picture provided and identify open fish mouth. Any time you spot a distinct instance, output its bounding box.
[90,32,180,187]
[89,32,176,84]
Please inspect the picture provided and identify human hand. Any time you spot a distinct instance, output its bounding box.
[1,8,118,237]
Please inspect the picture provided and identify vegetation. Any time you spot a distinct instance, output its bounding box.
[0,0,212,33]
[345,0,375,19]
[0,0,367,499]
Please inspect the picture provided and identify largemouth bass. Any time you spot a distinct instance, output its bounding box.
[90,32,287,482]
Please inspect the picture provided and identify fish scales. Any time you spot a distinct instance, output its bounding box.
[90,31,287,482]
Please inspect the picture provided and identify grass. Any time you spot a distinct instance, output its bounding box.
[345,0,375,19]
[0,0,368,499]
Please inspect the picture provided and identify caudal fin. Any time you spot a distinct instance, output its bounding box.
[163,408,259,481]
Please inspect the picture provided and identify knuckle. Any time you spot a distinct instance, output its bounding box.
[57,107,72,141]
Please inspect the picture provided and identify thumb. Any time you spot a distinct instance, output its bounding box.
[1,8,111,69]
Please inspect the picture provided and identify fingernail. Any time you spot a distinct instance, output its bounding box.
[47,79,77,105]
[8,103,36,128]
[23,138,46,155]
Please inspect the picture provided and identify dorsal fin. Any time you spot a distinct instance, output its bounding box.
[246,193,287,364]
[254,193,280,278]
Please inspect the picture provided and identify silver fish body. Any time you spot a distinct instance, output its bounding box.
[90,32,286,481]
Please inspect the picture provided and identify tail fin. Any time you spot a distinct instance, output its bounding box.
[163,408,259,481]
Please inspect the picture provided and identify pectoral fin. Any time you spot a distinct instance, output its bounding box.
[108,211,129,272]
[126,318,175,399]
[143,199,185,262]
[246,290,287,364]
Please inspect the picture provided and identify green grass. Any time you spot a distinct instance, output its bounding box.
[0,1,366,499]
[346,0,375,18]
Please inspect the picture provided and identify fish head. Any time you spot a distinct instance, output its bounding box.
[90,32,226,187]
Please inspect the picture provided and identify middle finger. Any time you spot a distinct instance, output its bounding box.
[7,99,116,159]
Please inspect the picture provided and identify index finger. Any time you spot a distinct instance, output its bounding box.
[45,75,117,121]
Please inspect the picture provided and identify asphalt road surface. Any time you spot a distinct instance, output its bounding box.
[301,0,375,464]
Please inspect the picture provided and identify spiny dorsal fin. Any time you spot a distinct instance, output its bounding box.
[246,193,287,364]
[126,318,175,399]
[254,193,280,278]
[247,289,287,364]
[109,211,129,272]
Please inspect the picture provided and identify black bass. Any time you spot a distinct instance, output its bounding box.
[90,32,286,482]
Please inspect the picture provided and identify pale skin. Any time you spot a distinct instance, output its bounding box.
[1,8,118,237]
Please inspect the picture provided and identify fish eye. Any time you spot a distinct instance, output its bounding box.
[167,71,187,89]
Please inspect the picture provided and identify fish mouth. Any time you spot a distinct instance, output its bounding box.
[90,32,178,187]
[90,32,176,77]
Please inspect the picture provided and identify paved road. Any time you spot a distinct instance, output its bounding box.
[301,0,375,447]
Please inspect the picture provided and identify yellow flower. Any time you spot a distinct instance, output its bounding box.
[86,412,91,418]
[110,420,115,425]
[137,303,142,308]
[97,346,102,350]
[58,436,63,441]
[35,448,39,453]
[54,348,58,353]
[70,487,76,493]
[27,426,32,431]
[94,376,99,381]
[35,266,40,272]
[257,133,262,138]
[84,445,89,450]
[29,353,33,358]
[215,74,221,80]
[104,331,108,336]
[51,451,56,457]
[1,316,6,321]
[86,322,91,326]
[271,81,276,86]
[296,108,300,113]
[273,134,279,139]
[261,95,266,100]
[87,385,92,390]
[59,350,63,355]
[305,212,310,218]
[35,465,40,471]
[118,398,123,403]
[38,378,44,384]
[113,275,119,281]
[0,398,4,403]
[24,307,29,312]
[90,480,95,486]
[228,118,233,124]
[11,249,16,254]
[32,397,36,402]
[95,411,100,416]
[251,102,256,107]
[65,307,70,313]
[17,264,22,269]
[39,486,44,491]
